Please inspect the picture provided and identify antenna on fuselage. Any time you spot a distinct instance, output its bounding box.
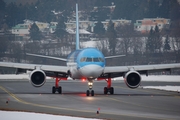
[76,4,80,50]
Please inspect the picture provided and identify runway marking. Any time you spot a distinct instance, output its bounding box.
[114,85,180,98]
[0,86,177,120]
[0,86,93,111]
[106,87,180,113]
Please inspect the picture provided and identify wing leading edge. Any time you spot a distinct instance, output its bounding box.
[0,62,68,74]
[104,63,180,77]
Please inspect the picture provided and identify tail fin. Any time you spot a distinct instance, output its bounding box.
[76,4,80,50]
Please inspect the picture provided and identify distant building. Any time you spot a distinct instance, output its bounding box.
[35,21,49,32]
[11,19,50,38]
[102,19,131,30]
[49,22,58,33]
[66,21,90,30]
[11,17,170,39]
[67,28,92,40]
[134,18,170,33]
[11,23,30,36]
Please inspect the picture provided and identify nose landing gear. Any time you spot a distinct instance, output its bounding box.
[86,81,94,96]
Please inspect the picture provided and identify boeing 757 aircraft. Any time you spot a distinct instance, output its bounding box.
[0,4,180,96]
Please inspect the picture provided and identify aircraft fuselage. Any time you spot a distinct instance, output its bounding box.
[67,48,105,80]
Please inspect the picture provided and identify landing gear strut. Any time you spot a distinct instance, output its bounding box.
[86,81,94,96]
[52,77,62,94]
[104,77,114,95]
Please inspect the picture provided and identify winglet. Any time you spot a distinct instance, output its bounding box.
[76,3,80,50]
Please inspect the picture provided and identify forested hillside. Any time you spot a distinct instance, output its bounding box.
[0,0,180,74]
[1,0,180,28]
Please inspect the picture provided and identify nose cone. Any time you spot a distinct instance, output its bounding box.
[79,65,104,78]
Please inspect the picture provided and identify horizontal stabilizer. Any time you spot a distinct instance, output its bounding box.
[105,55,125,59]
[26,53,67,62]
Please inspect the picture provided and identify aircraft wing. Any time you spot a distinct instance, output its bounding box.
[104,63,180,77]
[0,62,68,74]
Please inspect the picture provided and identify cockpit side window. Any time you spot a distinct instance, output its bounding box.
[80,57,86,62]
[98,57,104,62]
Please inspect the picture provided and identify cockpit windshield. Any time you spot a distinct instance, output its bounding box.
[86,57,93,62]
[80,57,104,62]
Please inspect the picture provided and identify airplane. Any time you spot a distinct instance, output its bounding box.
[0,4,180,96]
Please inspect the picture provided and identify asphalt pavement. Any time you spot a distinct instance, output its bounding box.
[0,80,180,120]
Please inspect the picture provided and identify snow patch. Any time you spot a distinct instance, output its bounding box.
[143,86,180,92]
[0,111,101,120]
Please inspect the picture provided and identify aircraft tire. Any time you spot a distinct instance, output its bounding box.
[110,87,114,94]
[52,86,56,94]
[91,90,94,96]
[104,87,108,94]
[58,86,62,94]
[86,90,90,96]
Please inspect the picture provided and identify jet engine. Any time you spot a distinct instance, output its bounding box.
[124,71,141,89]
[29,69,46,87]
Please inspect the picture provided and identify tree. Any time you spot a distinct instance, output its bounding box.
[106,20,117,55]
[94,20,105,37]
[163,35,171,52]
[169,0,180,21]
[159,0,170,18]
[54,17,67,40]
[170,19,180,61]
[0,37,8,54]
[0,0,6,29]
[0,0,5,11]
[86,25,91,32]
[146,25,162,53]
[146,27,155,53]
[116,24,135,55]
[154,25,162,51]
[29,23,42,41]
[9,42,22,62]
[145,0,159,18]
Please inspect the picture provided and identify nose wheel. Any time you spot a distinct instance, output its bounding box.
[86,90,94,96]
[86,82,94,96]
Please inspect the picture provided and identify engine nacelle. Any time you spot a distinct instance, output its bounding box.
[29,70,46,87]
[124,71,141,89]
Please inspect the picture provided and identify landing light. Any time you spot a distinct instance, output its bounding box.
[88,82,93,86]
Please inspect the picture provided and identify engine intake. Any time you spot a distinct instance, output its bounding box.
[124,71,141,89]
[29,70,46,87]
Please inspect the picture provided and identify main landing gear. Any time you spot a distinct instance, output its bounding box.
[104,78,114,95]
[86,81,94,96]
[52,77,62,94]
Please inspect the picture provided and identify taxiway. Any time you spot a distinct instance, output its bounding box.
[0,80,180,120]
